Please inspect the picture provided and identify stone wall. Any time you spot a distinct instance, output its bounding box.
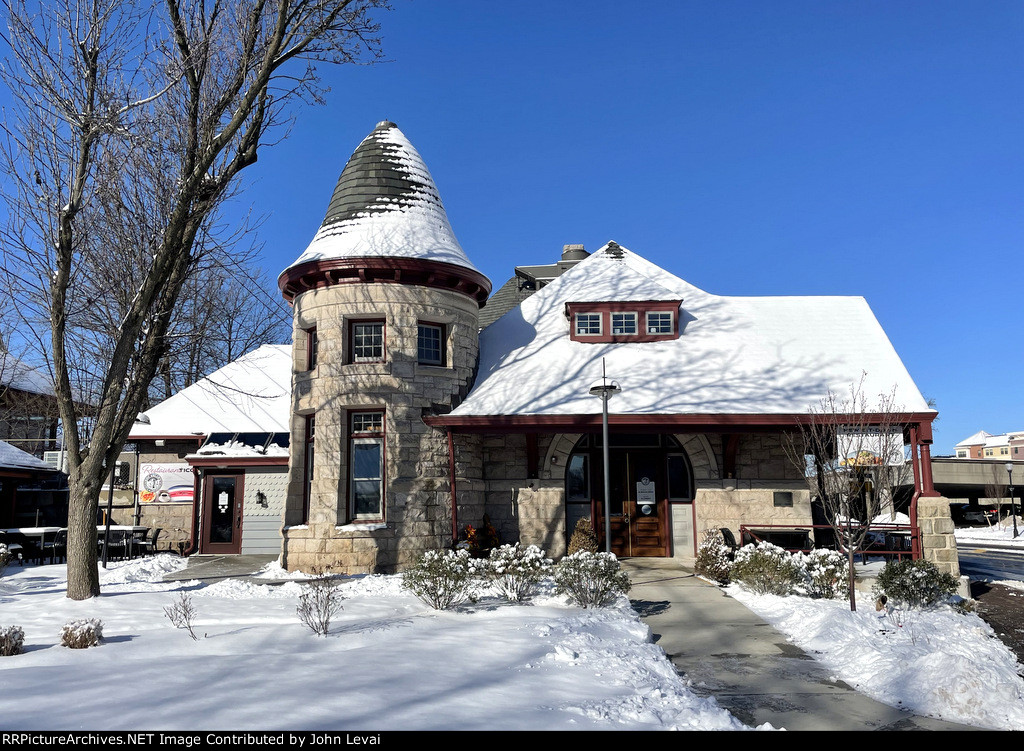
[282,282,481,574]
[917,495,960,577]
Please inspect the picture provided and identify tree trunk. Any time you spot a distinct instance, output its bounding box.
[66,480,101,599]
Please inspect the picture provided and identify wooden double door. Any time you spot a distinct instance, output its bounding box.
[595,449,670,557]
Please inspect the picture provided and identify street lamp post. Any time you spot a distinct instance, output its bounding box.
[589,359,620,554]
[1006,462,1018,539]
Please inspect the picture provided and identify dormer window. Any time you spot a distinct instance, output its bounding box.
[575,313,602,336]
[611,313,637,335]
[566,301,681,343]
[646,312,673,335]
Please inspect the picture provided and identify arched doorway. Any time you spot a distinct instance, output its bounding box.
[565,434,693,557]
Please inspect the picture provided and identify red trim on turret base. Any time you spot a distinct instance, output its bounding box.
[278,257,492,306]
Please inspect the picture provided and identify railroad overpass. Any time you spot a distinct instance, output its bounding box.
[928,458,1023,505]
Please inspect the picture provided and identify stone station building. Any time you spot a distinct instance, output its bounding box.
[274,121,958,576]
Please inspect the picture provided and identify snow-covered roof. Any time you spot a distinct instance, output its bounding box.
[281,121,483,277]
[190,439,289,460]
[0,440,51,471]
[0,350,54,397]
[955,430,992,448]
[955,430,1024,448]
[130,345,291,438]
[450,243,932,418]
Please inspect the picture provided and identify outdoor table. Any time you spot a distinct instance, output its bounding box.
[4,527,63,563]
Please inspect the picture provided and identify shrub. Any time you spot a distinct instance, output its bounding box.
[403,549,481,610]
[567,517,599,555]
[554,551,631,608]
[0,543,9,577]
[0,625,24,656]
[297,572,345,636]
[164,592,201,640]
[61,619,103,649]
[485,543,551,602]
[803,549,850,599]
[694,529,732,583]
[462,514,500,558]
[872,559,958,609]
[730,543,803,596]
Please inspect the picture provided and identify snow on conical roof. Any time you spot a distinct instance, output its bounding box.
[282,121,483,275]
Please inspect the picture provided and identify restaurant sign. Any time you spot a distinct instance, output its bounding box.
[139,463,194,503]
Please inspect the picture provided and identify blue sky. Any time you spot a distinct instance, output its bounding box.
[245,0,1021,454]
[4,1,1020,454]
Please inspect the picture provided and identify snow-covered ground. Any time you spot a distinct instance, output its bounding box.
[4,554,1022,731]
[955,516,1024,550]
[729,583,1024,730]
[0,556,747,731]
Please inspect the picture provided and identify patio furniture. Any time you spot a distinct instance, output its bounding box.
[41,528,67,564]
[135,527,162,556]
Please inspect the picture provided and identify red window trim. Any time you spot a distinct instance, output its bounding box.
[565,300,681,343]
[347,409,386,523]
[305,326,318,371]
[302,414,315,523]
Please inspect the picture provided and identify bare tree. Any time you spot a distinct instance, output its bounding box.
[0,0,387,599]
[784,376,913,611]
[150,255,290,405]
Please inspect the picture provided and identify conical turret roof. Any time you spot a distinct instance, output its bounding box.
[279,122,489,303]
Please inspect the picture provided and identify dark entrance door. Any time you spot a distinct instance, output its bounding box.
[201,473,244,554]
[598,448,668,557]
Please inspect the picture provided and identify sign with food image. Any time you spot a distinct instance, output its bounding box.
[836,427,906,467]
[139,463,195,503]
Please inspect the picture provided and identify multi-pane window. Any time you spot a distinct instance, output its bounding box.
[611,312,637,335]
[349,411,384,520]
[646,312,673,335]
[350,321,384,362]
[575,313,602,336]
[417,323,444,365]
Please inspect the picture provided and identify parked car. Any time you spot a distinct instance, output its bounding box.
[950,504,1000,526]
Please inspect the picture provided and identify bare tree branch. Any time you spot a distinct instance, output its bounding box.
[0,0,388,599]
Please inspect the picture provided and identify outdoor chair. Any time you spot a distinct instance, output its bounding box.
[99,530,130,561]
[41,528,67,565]
[135,528,162,556]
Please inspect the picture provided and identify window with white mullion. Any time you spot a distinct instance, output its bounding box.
[611,312,637,335]
[575,313,602,336]
[646,311,673,334]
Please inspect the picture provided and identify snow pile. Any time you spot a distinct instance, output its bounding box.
[99,553,189,587]
[729,587,1024,730]
[0,561,745,730]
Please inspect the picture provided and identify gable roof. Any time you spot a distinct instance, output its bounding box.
[955,430,993,448]
[448,242,931,420]
[280,121,483,277]
[0,439,51,472]
[0,350,54,397]
[129,345,291,439]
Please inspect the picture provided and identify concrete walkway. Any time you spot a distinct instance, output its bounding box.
[162,554,286,584]
[623,558,976,731]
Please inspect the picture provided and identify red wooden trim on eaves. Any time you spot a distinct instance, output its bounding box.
[186,455,290,468]
[278,256,492,306]
[423,412,938,434]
